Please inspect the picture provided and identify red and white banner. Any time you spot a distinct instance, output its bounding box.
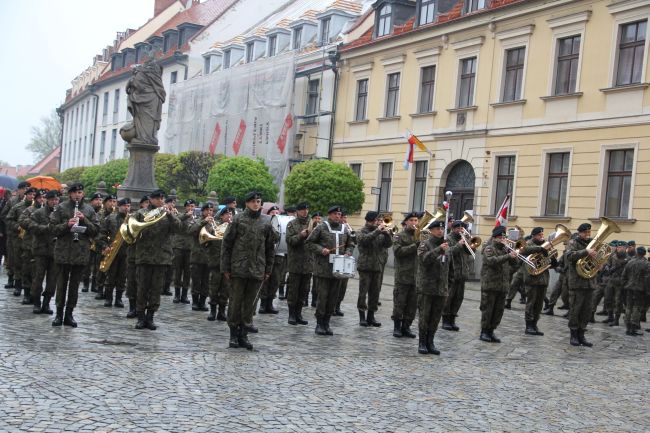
[494,194,510,228]
[276,113,293,154]
[232,119,246,155]
[209,122,221,156]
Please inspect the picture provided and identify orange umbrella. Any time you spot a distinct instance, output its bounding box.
[26,175,62,191]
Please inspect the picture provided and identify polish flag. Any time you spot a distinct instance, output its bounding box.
[494,194,510,228]
[403,130,431,169]
[403,140,414,169]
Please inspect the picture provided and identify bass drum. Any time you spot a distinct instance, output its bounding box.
[271,215,295,255]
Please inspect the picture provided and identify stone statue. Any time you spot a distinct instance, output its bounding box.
[120,60,166,145]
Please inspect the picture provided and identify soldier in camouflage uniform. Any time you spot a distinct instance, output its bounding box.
[1,181,30,289]
[125,196,150,318]
[392,212,419,338]
[590,240,617,319]
[133,190,182,330]
[544,244,571,316]
[602,241,629,326]
[172,199,195,304]
[27,190,60,314]
[308,211,322,307]
[334,211,356,317]
[162,196,177,296]
[5,187,37,298]
[306,205,354,336]
[416,220,449,355]
[565,223,598,347]
[285,202,312,326]
[49,183,100,327]
[222,192,276,350]
[206,207,231,322]
[622,247,649,336]
[17,189,46,305]
[259,205,282,315]
[81,192,103,294]
[93,195,116,300]
[442,220,474,332]
[98,198,130,308]
[278,205,297,300]
[480,226,518,343]
[188,202,214,312]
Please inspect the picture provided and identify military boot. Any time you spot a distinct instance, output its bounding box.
[625,323,633,336]
[418,333,429,354]
[173,287,181,304]
[295,306,308,325]
[52,306,64,327]
[441,316,453,331]
[358,310,368,327]
[288,306,297,325]
[13,280,22,297]
[63,308,77,328]
[114,291,124,308]
[532,320,544,336]
[237,326,253,350]
[489,330,501,343]
[310,291,318,308]
[588,313,595,323]
[191,293,199,310]
[558,303,569,310]
[631,325,643,336]
[243,323,258,333]
[401,320,417,338]
[33,295,42,314]
[228,326,240,348]
[543,305,555,316]
[4,276,15,289]
[427,332,440,355]
[577,329,592,347]
[197,295,209,312]
[103,290,113,307]
[366,311,381,327]
[126,299,137,318]
[525,320,537,335]
[315,318,327,335]
[324,317,334,336]
[334,303,344,316]
[602,312,613,324]
[82,277,90,292]
[265,298,278,314]
[21,287,32,305]
[504,298,512,309]
[519,294,527,304]
[207,304,217,321]
[609,313,620,327]
[278,285,286,300]
[40,294,53,315]
[569,329,580,346]
[145,309,157,330]
[180,287,190,304]
[479,329,492,342]
[90,277,97,292]
[595,308,608,316]
[392,319,402,338]
[135,311,146,329]
[217,304,227,321]
[94,286,105,300]
[162,286,172,296]
[450,317,460,332]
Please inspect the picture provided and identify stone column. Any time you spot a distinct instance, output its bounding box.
[118,143,159,201]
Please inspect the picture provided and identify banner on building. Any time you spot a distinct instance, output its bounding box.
[165,53,296,184]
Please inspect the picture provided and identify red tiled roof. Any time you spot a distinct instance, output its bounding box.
[329,0,363,15]
[28,147,61,175]
[342,0,526,52]
[152,0,238,37]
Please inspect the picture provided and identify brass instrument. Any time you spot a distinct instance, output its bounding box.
[525,224,571,275]
[307,217,315,233]
[500,238,537,269]
[416,208,445,241]
[379,215,398,234]
[18,227,26,239]
[576,217,621,279]
[99,230,125,273]
[457,211,481,259]
[199,218,229,245]
[122,207,168,244]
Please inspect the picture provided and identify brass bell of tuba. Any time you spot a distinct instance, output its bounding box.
[576,217,621,279]
[199,221,229,245]
[525,224,571,276]
[416,207,446,241]
[122,208,168,244]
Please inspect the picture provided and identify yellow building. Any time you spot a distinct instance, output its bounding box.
[332,0,650,248]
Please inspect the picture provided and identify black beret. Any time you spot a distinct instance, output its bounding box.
[609,240,618,247]
[451,220,465,228]
[492,226,507,237]
[524,235,532,241]
[67,183,84,193]
[328,206,342,214]
[117,198,131,206]
[45,190,59,199]
[184,199,196,206]
[341,209,348,217]
[34,189,46,198]
[365,211,379,221]
[217,206,230,217]
[267,205,279,214]
[223,196,236,204]
[202,202,215,210]
[628,240,636,246]
[403,212,418,223]
[285,206,297,213]
[577,223,591,232]
[25,187,38,195]
[164,197,175,204]
[531,227,544,236]
[89,192,103,200]
[427,220,444,229]
[296,202,309,211]
[637,246,646,255]
[103,194,117,202]
[140,195,150,204]
[244,191,262,202]
[617,241,628,247]
[149,189,166,199]
[311,211,322,218]
[17,181,31,189]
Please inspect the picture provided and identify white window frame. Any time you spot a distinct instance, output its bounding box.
[546,12,590,96]
[350,63,373,122]
[607,1,650,87]
[595,142,639,219]
[377,160,394,212]
[408,158,429,212]
[348,161,363,179]
[414,47,440,114]
[354,78,369,121]
[489,151,518,216]
[495,26,533,103]
[451,37,483,109]
[536,147,574,217]
[380,55,405,118]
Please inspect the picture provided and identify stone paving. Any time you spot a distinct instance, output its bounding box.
[0,266,648,432]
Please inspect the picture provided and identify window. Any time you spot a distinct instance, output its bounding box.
[110,129,117,160]
[170,71,178,85]
[419,66,436,113]
[320,18,331,45]
[123,142,129,159]
[99,131,106,164]
[419,0,436,26]
[412,160,428,212]
[465,0,486,13]
[378,162,393,212]
[223,50,231,69]
[494,155,515,214]
[246,42,255,63]
[204,57,211,74]
[502,47,525,102]
[102,92,109,126]
[377,5,392,37]
[604,149,634,217]
[554,35,581,95]
[268,36,277,57]
[545,153,570,216]
[385,72,400,117]
[293,27,302,49]
[355,79,368,121]
[305,79,319,124]
[615,20,647,86]
[113,89,120,124]
[350,163,362,178]
[458,57,476,108]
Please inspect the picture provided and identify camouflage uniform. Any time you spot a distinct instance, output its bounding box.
[416,235,449,350]
[189,217,211,309]
[506,265,526,305]
[285,216,312,323]
[547,252,569,310]
[603,252,628,323]
[393,227,419,329]
[622,256,649,334]
[206,225,229,318]
[98,210,128,306]
[125,241,138,315]
[26,203,58,312]
[172,213,194,300]
[443,231,472,328]
[17,203,39,303]
[356,223,393,316]
[480,239,517,335]
[5,200,31,293]
[565,235,596,342]
[0,194,24,285]
[519,239,552,332]
[83,205,104,294]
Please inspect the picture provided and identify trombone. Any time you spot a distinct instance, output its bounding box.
[500,226,536,269]
[457,211,481,259]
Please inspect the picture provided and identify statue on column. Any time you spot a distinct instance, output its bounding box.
[120,60,166,146]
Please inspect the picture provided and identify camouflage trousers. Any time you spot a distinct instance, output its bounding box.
[104,254,127,299]
[393,283,417,322]
[20,246,34,292]
[136,264,165,313]
[443,279,465,319]
[357,270,381,313]
[625,291,646,328]
[568,290,593,331]
[418,294,446,334]
[31,255,58,300]
[337,278,349,306]
[55,264,84,309]
[314,276,341,319]
[480,290,506,331]
[172,248,191,289]
[507,269,525,301]
[286,272,311,308]
[191,263,210,297]
[208,267,229,307]
[227,277,263,327]
[261,255,286,301]
[126,260,137,302]
[525,285,547,322]
[548,274,569,307]
[604,280,624,315]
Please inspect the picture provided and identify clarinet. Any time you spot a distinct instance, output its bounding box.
[72,200,80,242]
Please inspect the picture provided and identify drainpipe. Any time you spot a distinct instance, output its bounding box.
[327,48,341,160]
[89,84,99,166]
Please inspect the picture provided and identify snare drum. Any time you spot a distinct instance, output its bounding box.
[331,254,356,279]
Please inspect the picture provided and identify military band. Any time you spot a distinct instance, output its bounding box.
[2,181,649,355]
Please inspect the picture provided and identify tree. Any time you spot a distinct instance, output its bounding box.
[55,166,86,186]
[80,165,103,193]
[26,109,61,162]
[154,153,179,194]
[284,160,364,215]
[206,156,279,204]
[171,151,219,200]
[98,159,129,194]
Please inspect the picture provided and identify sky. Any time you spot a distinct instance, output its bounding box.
[0,0,155,166]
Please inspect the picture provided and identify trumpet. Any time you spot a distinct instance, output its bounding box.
[378,215,398,234]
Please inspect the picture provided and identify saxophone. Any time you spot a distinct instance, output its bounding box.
[576,217,621,279]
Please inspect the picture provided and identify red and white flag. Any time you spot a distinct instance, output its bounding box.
[494,194,510,228]
[403,131,430,169]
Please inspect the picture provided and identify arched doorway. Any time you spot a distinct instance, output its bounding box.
[443,160,475,220]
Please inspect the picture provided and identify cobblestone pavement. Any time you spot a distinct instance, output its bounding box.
[0,266,648,433]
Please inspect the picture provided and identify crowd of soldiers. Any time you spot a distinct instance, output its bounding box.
[0,181,648,354]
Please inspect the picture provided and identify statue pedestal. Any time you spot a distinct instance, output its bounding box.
[118,143,159,200]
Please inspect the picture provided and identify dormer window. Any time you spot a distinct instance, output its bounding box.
[246,42,255,63]
[163,30,178,53]
[293,26,302,49]
[419,0,436,25]
[377,5,392,37]
[320,18,331,45]
[223,50,231,69]
[465,0,487,14]
[268,35,277,57]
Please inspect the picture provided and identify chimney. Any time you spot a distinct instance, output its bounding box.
[155,0,178,16]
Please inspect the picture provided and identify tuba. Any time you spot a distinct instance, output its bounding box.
[576,217,621,279]
[122,207,168,244]
[416,208,446,241]
[99,230,125,273]
[525,224,571,276]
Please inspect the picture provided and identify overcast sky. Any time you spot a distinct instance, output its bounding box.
[0,0,155,166]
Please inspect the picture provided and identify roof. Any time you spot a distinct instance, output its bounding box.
[28,147,61,175]
[0,165,31,178]
[152,0,238,38]
[341,0,526,52]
